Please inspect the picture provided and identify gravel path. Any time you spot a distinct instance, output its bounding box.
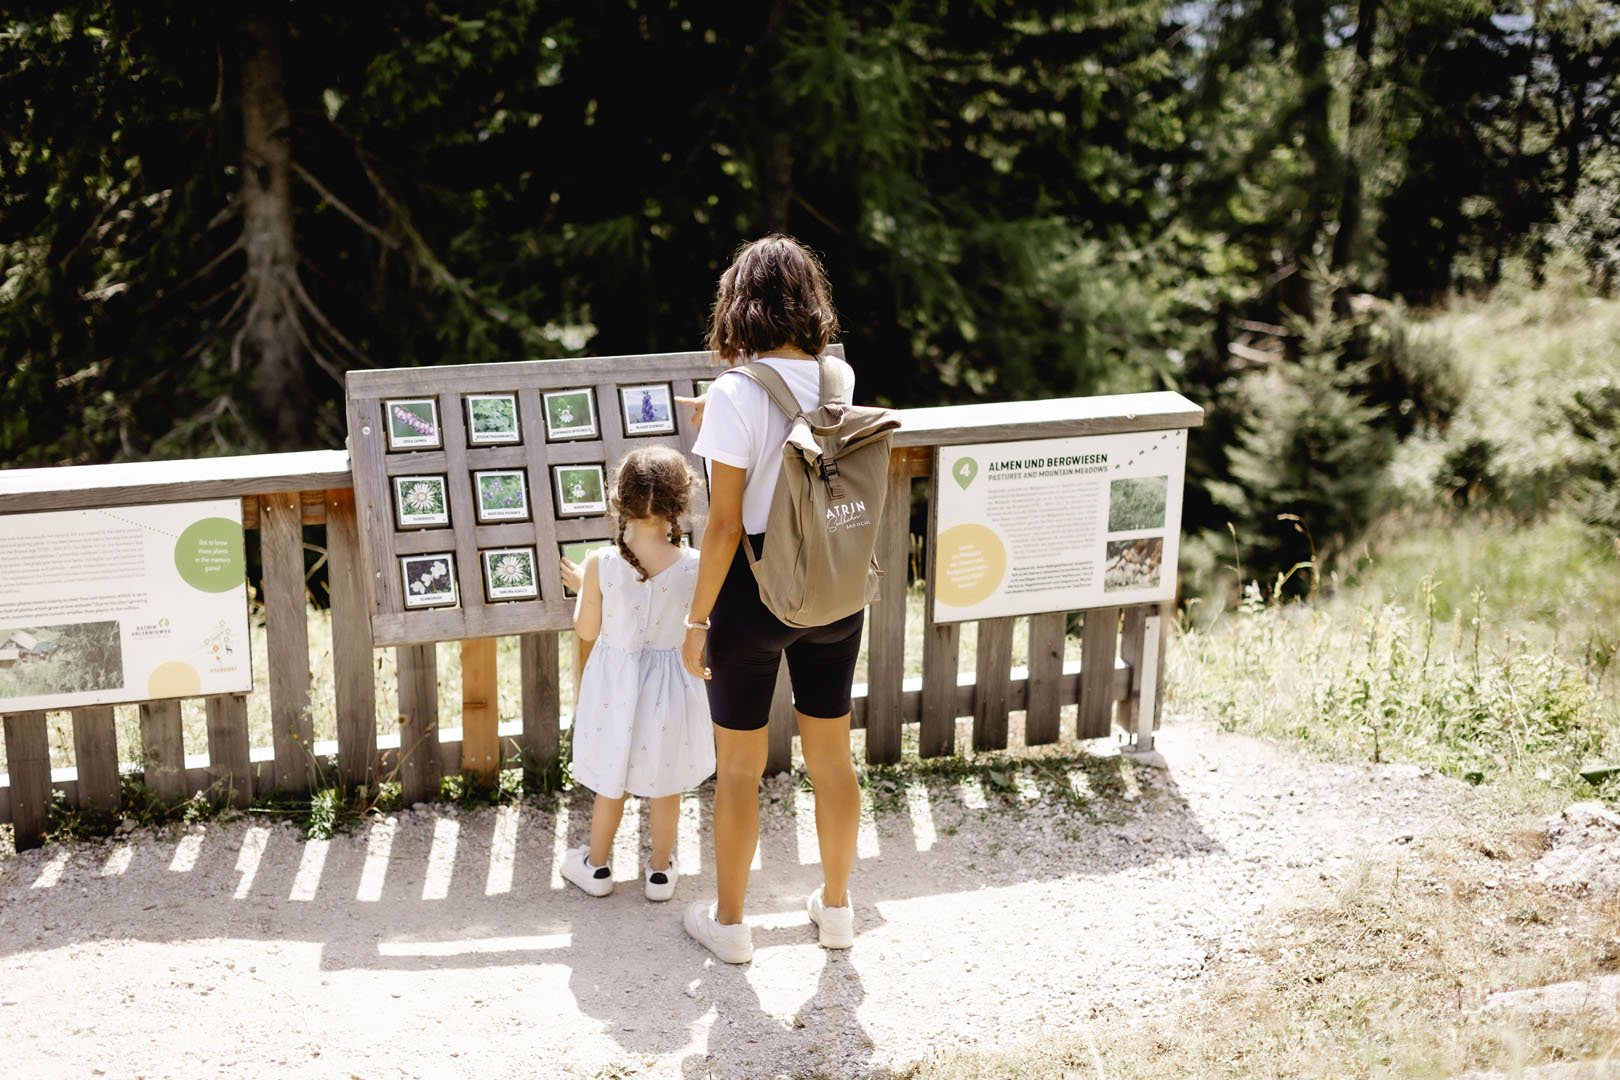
[0,717,1477,1079]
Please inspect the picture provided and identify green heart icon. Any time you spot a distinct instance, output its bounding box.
[952,457,978,490]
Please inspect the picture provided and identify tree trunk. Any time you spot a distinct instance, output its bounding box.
[238,12,310,448]
[1330,0,1379,302]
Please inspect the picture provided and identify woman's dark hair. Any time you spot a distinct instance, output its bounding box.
[706,234,839,363]
[609,445,698,581]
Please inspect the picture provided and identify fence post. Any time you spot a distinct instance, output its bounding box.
[864,449,911,764]
[326,487,377,791]
[205,693,252,809]
[396,642,441,803]
[519,632,560,785]
[461,637,500,781]
[3,711,51,850]
[261,491,314,795]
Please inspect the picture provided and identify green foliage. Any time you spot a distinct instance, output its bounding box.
[1208,312,1393,591]
[1561,378,1620,541]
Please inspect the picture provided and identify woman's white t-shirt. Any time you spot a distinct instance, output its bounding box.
[691,355,856,534]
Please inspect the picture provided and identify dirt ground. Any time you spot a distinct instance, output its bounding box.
[0,716,1482,1079]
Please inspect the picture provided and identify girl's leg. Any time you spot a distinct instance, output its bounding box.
[646,794,680,871]
[588,793,626,866]
[712,724,770,924]
[796,711,858,908]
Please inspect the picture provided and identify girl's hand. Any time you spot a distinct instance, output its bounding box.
[681,626,711,681]
[559,556,582,592]
[674,394,707,432]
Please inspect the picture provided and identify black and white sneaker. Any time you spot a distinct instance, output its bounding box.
[561,845,614,897]
[643,857,679,902]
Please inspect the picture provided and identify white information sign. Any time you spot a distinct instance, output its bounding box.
[933,431,1187,623]
[0,500,252,712]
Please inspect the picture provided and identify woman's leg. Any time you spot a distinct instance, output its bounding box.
[646,794,680,871]
[712,724,770,924]
[796,712,859,907]
[587,793,626,866]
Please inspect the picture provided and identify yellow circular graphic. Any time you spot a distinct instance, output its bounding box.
[935,523,1007,608]
[148,661,202,699]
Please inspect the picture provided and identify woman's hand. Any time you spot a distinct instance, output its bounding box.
[675,394,707,432]
[681,625,711,681]
[559,556,582,593]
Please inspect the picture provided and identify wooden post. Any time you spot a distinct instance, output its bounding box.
[3,711,51,851]
[766,658,794,775]
[260,490,314,794]
[326,488,377,791]
[396,642,441,804]
[520,632,561,784]
[919,463,959,758]
[972,618,1015,751]
[461,637,500,781]
[1024,613,1067,745]
[205,693,252,808]
[1079,607,1122,739]
[138,699,186,803]
[70,706,120,813]
[1133,613,1162,751]
[864,449,911,764]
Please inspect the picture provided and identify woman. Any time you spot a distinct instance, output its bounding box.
[680,234,863,964]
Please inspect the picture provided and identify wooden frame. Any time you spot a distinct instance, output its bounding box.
[344,352,725,647]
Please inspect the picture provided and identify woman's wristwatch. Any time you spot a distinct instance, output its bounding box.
[683,615,711,630]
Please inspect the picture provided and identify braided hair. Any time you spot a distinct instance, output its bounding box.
[609,446,698,582]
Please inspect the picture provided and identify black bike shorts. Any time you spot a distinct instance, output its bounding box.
[705,534,865,731]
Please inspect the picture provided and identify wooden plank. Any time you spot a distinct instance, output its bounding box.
[69,706,120,812]
[3,711,52,850]
[519,632,561,777]
[891,391,1203,449]
[1118,606,1148,735]
[1134,613,1163,751]
[1079,607,1122,739]
[205,694,252,809]
[326,487,378,790]
[972,618,1015,751]
[863,448,911,765]
[919,462,959,759]
[344,391,397,625]
[395,643,441,804]
[1023,613,1067,745]
[517,387,566,603]
[138,699,186,803]
[1151,599,1172,730]
[766,657,794,776]
[0,450,352,513]
[460,637,501,780]
[345,348,836,399]
[260,491,314,795]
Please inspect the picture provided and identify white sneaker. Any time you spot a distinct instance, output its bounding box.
[683,900,753,964]
[807,886,854,949]
[644,857,678,902]
[561,846,614,897]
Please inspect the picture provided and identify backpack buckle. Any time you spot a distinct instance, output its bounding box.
[819,459,844,499]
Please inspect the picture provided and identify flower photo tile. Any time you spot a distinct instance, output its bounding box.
[393,474,451,528]
[473,469,530,522]
[553,464,607,517]
[401,553,458,609]
[559,539,612,598]
[482,546,540,601]
[465,393,521,445]
[620,383,676,436]
[542,388,598,441]
[384,398,442,450]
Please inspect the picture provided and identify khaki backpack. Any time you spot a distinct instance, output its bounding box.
[729,357,902,628]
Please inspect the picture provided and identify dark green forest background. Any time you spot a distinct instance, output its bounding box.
[3,1,1616,593]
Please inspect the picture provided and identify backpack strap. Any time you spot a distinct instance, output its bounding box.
[733,356,846,416]
[730,361,807,421]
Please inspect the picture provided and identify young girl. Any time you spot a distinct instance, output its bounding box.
[558,446,715,901]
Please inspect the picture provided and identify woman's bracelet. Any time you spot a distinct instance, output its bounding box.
[683,615,711,630]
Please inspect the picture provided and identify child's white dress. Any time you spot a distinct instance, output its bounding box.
[570,546,715,799]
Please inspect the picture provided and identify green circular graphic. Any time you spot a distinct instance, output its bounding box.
[174,517,245,592]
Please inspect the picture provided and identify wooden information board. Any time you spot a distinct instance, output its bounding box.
[344,352,722,648]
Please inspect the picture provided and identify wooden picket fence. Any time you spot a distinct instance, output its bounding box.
[0,390,1201,851]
